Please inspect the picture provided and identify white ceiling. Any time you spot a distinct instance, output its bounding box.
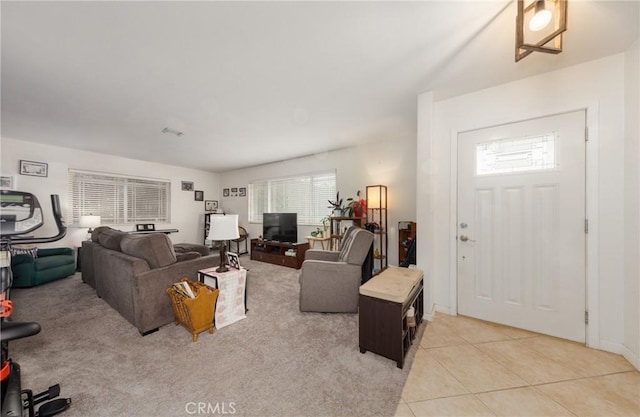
[2,1,638,172]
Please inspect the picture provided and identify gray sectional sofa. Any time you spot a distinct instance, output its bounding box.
[82,227,219,335]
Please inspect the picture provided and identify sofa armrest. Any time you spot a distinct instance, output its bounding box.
[304,250,339,262]
[10,254,34,266]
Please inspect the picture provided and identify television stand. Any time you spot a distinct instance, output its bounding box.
[250,239,309,269]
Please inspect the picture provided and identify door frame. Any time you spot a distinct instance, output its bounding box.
[448,102,600,348]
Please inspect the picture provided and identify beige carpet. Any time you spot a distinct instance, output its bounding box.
[9,258,422,417]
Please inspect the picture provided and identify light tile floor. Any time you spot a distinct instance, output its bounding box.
[396,313,640,417]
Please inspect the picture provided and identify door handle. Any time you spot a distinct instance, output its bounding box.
[459,235,476,242]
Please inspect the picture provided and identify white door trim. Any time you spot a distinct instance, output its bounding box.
[448,102,600,348]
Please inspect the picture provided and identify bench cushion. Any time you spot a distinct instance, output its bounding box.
[359,266,423,303]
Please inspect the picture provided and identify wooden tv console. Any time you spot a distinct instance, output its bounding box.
[250,239,309,269]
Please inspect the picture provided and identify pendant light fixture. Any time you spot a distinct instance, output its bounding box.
[515,0,568,62]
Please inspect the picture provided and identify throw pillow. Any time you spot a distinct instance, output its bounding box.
[97,228,126,251]
[11,247,38,258]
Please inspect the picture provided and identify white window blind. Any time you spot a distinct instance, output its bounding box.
[68,170,171,225]
[248,171,336,225]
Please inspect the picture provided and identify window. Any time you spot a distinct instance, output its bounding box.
[476,133,556,176]
[68,170,171,226]
[248,171,336,225]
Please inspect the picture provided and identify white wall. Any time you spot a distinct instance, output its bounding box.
[623,39,640,369]
[418,54,630,354]
[219,137,417,266]
[0,138,221,248]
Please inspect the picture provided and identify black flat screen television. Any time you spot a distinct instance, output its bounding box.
[263,213,298,243]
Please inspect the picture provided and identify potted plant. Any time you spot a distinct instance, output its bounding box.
[345,190,367,217]
[321,216,330,235]
[327,192,343,216]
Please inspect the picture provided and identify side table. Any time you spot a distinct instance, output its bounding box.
[198,267,247,329]
[305,236,331,250]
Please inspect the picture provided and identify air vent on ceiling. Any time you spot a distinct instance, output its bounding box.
[161,127,183,136]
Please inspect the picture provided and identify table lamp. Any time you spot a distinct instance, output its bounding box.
[80,215,101,240]
[206,214,239,272]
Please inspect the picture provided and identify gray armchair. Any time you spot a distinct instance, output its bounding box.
[299,226,374,313]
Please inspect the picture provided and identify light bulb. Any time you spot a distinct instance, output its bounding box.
[529,0,552,31]
[529,9,552,31]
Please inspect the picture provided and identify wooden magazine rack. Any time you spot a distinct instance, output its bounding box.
[167,278,219,342]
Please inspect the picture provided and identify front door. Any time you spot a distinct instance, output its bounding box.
[457,110,586,343]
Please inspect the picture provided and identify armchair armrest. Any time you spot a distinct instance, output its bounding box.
[304,250,339,262]
[298,260,361,313]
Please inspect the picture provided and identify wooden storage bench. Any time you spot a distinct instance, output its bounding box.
[358,266,424,368]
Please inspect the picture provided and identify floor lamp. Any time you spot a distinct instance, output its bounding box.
[206,214,239,273]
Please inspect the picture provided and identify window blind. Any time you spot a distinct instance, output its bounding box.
[68,170,171,225]
[248,171,336,225]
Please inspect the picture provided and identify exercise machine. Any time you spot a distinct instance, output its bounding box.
[1,190,71,417]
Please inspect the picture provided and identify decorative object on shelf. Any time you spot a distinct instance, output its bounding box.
[194,190,204,201]
[239,187,247,197]
[19,160,48,177]
[80,214,101,240]
[223,188,230,197]
[366,185,388,272]
[135,223,155,232]
[205,200,218,211]
[0,176,15,190]
[207,214,240,273]
[181,181,194,191]
[515,0,567,62]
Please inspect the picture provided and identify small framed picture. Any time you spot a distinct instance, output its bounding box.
[181,181,194,191]
[194,190,204,201]
[231,187,238,197]
[239,187,246,197]
[19,160,48,177]
[0,176,15,190]
[136,223,155,231]
[227,252,240,270]
[205,200,218,211]
[223,188,230,197]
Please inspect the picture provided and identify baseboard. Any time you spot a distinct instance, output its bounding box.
[434,304,456,316]
[423,303,437,322]
[621,345,640,371]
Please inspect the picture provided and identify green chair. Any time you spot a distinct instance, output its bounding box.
[10,247,76,288]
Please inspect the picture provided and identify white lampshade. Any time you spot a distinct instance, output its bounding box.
[207,214,239,241]
[80,215,101,229]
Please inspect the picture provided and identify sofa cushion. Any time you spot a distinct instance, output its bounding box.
[176,252,202,262]
[97,228,127,251]
[173,243,210,257]
[120,233,177,269]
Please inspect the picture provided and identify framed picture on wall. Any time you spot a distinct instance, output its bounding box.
[239,187,246,197]
[205,200,218,211]
[19,160,48,177]
[181,181,194,191]
[0,176,15,190]
[194,190,204,201]
[223,188,230,197]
